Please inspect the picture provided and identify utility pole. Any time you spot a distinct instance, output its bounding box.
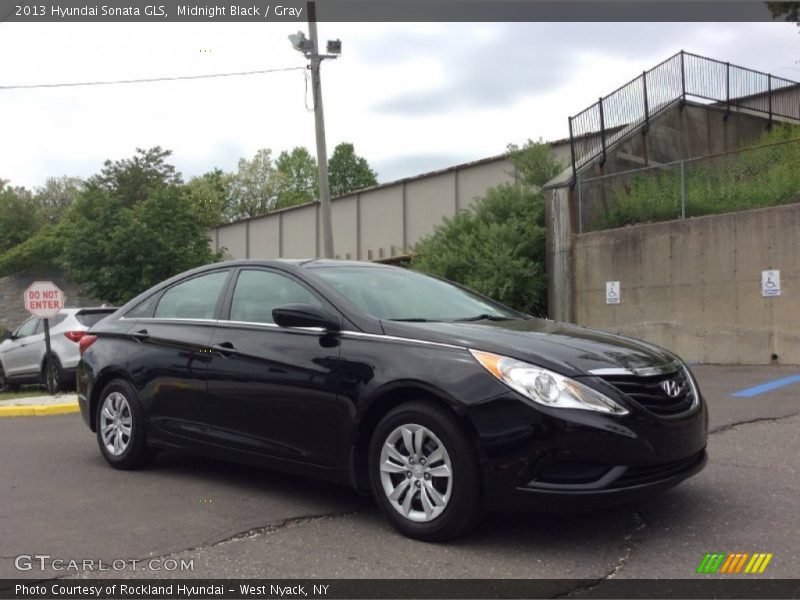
[289,2,340,259]
[307,2,334,258]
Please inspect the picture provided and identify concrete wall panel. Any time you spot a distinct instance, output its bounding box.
[248,216,280,258]
[359,185,404,260]
[332,195,358,259]
[574,203,800,365]
[281,204,318,259]
[456,159,514,210]
[217,222,247,260]
[405,174,456,247]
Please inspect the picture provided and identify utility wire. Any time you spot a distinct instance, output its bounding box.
[0,66,306,90]
[303,69,316,112]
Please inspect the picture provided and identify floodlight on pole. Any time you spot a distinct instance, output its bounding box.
[288,31,314,55]
[288,2,341,259]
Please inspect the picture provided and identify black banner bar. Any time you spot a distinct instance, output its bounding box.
[2,579,800,599]
[1,1,782,23]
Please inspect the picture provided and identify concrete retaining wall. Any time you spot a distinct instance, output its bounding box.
[574,203,800,365]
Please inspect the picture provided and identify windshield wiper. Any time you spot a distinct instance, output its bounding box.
[453,314,514,322]
[388,318,437,322]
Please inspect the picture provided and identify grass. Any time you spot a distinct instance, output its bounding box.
[590,125,800,230]
[0,387,53,402]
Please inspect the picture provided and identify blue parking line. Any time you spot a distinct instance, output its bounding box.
[731,375,800,398]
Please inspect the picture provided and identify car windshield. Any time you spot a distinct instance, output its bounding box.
[312,266,520,322]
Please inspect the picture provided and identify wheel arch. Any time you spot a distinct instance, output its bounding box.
[348,384,483,493]
[87,367,135,432]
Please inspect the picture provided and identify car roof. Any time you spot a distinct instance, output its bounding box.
[216,258,394,270]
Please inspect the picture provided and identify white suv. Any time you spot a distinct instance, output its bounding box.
[0,307,115,392]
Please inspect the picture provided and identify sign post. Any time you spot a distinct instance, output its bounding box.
[24,281,65,394]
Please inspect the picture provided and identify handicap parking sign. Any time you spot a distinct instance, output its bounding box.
[762,270,781,297]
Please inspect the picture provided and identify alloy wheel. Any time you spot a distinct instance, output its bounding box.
[99,392,133,456]
[379,423,453,523]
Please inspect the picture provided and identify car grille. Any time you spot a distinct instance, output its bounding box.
[599,368,696,417]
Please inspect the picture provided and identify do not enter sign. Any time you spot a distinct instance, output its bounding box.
[24,281,65,318]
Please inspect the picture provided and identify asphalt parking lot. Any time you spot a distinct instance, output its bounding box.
[1,365,799,587]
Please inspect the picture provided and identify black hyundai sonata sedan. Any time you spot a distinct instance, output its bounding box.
[77,259,707,540]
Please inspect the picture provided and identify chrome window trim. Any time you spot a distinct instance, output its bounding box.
[119,317,218,324]
[119,316,471,351]
[217,319,326,333]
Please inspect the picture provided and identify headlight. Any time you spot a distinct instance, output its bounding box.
[470,350,628,415]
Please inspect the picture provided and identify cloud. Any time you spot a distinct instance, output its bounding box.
[366,22,799,116]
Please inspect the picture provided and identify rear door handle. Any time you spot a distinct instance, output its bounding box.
[132,329,149,342]
[211,341,236,357]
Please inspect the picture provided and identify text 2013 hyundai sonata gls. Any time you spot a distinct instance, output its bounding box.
[77,259,707,541]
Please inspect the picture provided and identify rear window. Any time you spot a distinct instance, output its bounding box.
[76,310,114,327]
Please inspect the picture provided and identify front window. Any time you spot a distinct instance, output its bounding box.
[154,270,230,320]
[311,267,520,322]
[15,317,40,338]
[229,269,322,324]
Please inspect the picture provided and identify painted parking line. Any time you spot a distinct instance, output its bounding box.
[731,374,800,398]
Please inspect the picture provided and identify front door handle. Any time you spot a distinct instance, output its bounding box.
[132,329,149,342]
[211,341,236,357]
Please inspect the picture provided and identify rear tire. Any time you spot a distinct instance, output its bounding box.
[368,401,483,541]
[95,378,155,470]
[42,356,66,394]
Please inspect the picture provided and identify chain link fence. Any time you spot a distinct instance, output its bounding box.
[576,135,800,233]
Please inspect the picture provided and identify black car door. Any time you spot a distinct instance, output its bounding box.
[126,269,232,441]
[204,267,343,467]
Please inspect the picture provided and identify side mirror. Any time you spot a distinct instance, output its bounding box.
[2,331,14,341]
[272,304,341,332]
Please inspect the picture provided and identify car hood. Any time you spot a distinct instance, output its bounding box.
[380,318,678,377]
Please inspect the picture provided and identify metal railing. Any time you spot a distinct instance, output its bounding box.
[568,51,800,180]
[575,136,800,233]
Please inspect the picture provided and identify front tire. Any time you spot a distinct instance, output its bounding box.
[368,401,483,541]
[95,379,154,470]
[0,365,19,392]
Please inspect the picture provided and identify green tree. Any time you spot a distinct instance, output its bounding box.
[34,176,83,224]
[328,142,378,197]
[0,181,41,253]
[411,140,561,317]
[59,149,220,304]
[91,146,181,208]
[767,2,800,25]
[186,169,232,228]
[226,148,279,220]
[0,223,64,277]
[507,138,564,187]
[276,146,318,208]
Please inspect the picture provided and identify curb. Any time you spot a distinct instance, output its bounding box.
[0,403,80,418]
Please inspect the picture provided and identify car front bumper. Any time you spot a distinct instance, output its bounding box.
[464,393,709,512]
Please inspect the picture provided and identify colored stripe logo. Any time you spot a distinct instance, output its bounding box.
[696,552,773,574]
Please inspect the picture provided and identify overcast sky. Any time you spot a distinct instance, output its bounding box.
[1,21,799,189]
